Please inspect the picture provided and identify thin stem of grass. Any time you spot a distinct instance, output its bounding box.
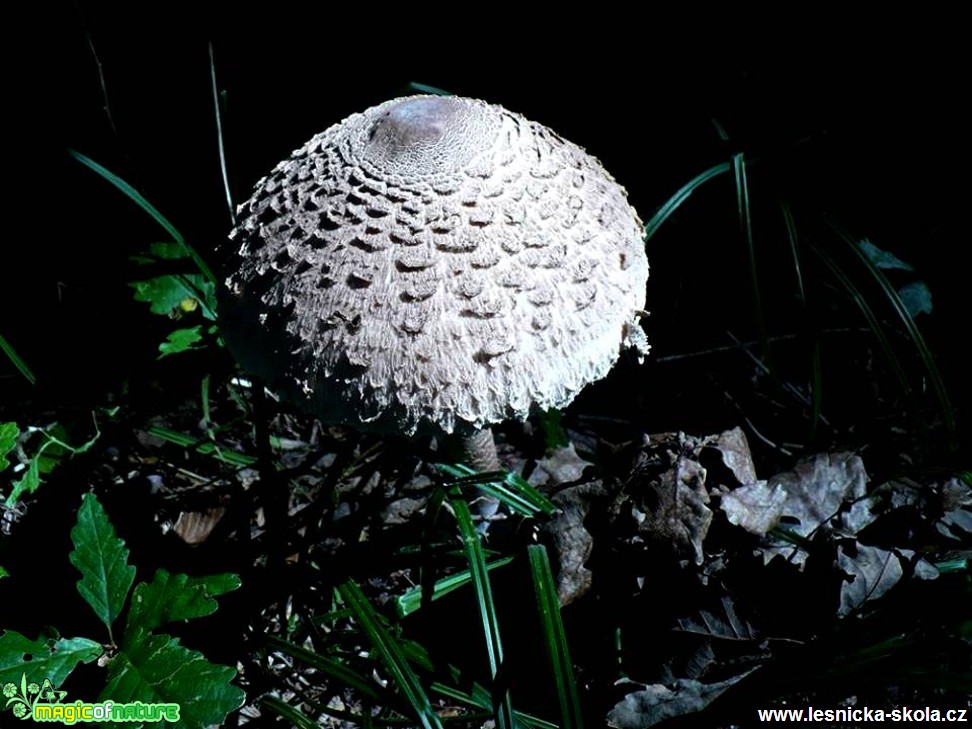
[643,161,731,242]
[68,150,217,286]
[209,42,236,227]
[0,334,36,384]
[733,153,768,358]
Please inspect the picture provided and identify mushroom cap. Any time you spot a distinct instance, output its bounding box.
[220,95,648,436]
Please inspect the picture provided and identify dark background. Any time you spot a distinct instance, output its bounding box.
[6,5,967,454]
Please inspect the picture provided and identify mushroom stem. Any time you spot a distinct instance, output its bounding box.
[443,427,500,472]
[457,427,501,473]
[446,427,502,526]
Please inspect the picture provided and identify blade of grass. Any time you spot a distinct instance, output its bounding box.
[338,580,444,729]
[200,374,212,430]
[450,496,515,729]
[430,673,557,729]
[0,334,36,384]
[209,42,235,227]
[782,202,805,304]
[406,82,452,96]
[144,424,257,467]
[396,556,516,618]
[68,149,216,285]
[261,695,325,729]
[781,202,823,438]
[528,545,583,729]
[643,161,731,242]
[263,634,381,701]
[418,487,448,613]
[734,153,767,356]
[437,464,556,516]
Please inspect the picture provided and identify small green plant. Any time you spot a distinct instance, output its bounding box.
[1,417,104,507]
[0,493,244,727]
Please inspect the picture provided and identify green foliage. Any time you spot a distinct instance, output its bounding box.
[125,570,240,638]
[537,408,570,449]
[1,493,244,728]
[100,632,242,729]
[3,419,102,507]
[129,242,216,320]
[0,422,17,472]
[69,494,136,637]
[0,634,102,688]
[158,326,206,358]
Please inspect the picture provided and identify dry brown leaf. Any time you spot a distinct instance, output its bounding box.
[540,480,609,605]
[720,480,786,536]
[634,453,712,565]
[608,670,755,728]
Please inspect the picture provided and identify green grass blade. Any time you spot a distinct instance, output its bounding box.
[438,464,556,517]
[0,334,36,385]
[451,497,515,729]
[643,161,731,242]
[263,634,380,701]
[431,677,557,729]
[338,580,444,729]
[68,149,217,285]
[406,82,452,96]
[209,42,235,227]
[143,425,257,467]
[781,202,805,304]
[781,202,823,438]
[261,695,322,729]
[734,153,767,354]
[396,556,516,618]
[528,545,583,729]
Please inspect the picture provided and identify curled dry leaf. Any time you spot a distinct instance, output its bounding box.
[704,426,758,486]
[608,671,756,729]
[631,433,714,565]
[540,479,610,606]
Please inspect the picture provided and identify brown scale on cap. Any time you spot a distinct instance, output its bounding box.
[220,95,649,467]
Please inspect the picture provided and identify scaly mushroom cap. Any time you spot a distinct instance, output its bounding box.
[220,95,649,436]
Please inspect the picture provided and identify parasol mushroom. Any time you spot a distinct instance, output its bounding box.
[219,95,648,471]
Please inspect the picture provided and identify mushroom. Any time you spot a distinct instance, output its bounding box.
[219,95,649,471]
